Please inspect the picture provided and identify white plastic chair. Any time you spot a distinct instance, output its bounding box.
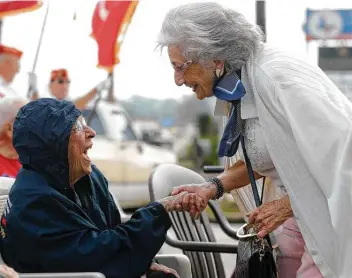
[0,177,13,216]
[149,164,239,278]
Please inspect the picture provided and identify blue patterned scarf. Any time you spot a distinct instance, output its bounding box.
[214,72,246,157]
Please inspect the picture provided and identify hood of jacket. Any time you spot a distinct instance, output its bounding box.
[13,98,81,190]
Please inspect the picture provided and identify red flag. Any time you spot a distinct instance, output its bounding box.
[0,1,42,18]
[91,1,138,72]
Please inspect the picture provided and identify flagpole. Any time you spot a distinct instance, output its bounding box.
[27,0,50,98]
[106,3,139,103]
[107,71,114,102]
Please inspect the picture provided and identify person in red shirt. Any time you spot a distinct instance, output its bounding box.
[0,44,22,98]
[0,96,26,177]
[0,44,37,100]
[31,69,111,110]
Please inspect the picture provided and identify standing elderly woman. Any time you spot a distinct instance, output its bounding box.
[158,2,352,278]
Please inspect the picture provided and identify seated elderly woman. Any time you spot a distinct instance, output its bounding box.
[0,96,27,177]
[158,2,352,277]
[0,98,189,278]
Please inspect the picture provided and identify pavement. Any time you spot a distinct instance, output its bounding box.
[160,223,241,278]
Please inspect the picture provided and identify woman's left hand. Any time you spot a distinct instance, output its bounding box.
[0,265,19,278]
[149,263,180,278]
[247,195,294,238]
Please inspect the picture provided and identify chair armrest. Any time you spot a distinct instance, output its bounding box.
[208,200,241,240]
[120,215,130,223]
[155,254,192,278]
[19,273,105,278]
[203,165,224,174]
[165,234,237,253]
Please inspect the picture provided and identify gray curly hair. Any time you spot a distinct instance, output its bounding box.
[157,2,264,72]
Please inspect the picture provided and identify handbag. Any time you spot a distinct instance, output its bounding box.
[232,135,278,278]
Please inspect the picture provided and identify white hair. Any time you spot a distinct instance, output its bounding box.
[0,96,27,128]
[157,2,264,72]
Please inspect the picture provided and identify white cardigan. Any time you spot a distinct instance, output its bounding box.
[217,44,352,277]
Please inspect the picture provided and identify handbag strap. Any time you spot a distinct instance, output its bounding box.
[240,134,274,246]
[240,135,263,207]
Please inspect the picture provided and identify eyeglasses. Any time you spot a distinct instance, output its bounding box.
[172,60,193,73]
[57,79,70,84]
[72,117,87,133]
[51,79,70,84]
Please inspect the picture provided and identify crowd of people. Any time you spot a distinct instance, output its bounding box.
[0,2,351,278]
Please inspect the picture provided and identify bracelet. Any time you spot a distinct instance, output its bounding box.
[207,177,224,200]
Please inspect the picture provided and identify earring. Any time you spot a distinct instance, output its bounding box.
[215,68,223,78]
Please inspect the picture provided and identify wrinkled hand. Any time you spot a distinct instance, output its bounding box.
[246,195,293,238]
[0,265,19,278]
[149,263,180,278]
[96,77,112,92]
[171,182,217,215]
[159,191,204,219]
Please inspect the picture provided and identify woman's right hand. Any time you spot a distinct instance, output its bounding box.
[0,265,19,278]
[246,195,293,238]
[171,182,217,214]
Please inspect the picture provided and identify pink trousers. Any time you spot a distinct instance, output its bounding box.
[274,218,323,278]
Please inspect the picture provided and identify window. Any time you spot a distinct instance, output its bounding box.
[82,110,105,135]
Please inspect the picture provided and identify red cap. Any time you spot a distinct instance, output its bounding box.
[0,44,23,58]
[50,69,69,81]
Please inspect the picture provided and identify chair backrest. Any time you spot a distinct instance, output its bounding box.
[149,164,226,278]
[0,177,14,217]
[0,177,14,194]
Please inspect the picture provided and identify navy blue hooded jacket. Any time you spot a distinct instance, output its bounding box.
[0,98,171,278]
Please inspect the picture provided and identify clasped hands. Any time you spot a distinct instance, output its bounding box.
[158,182,217,218]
